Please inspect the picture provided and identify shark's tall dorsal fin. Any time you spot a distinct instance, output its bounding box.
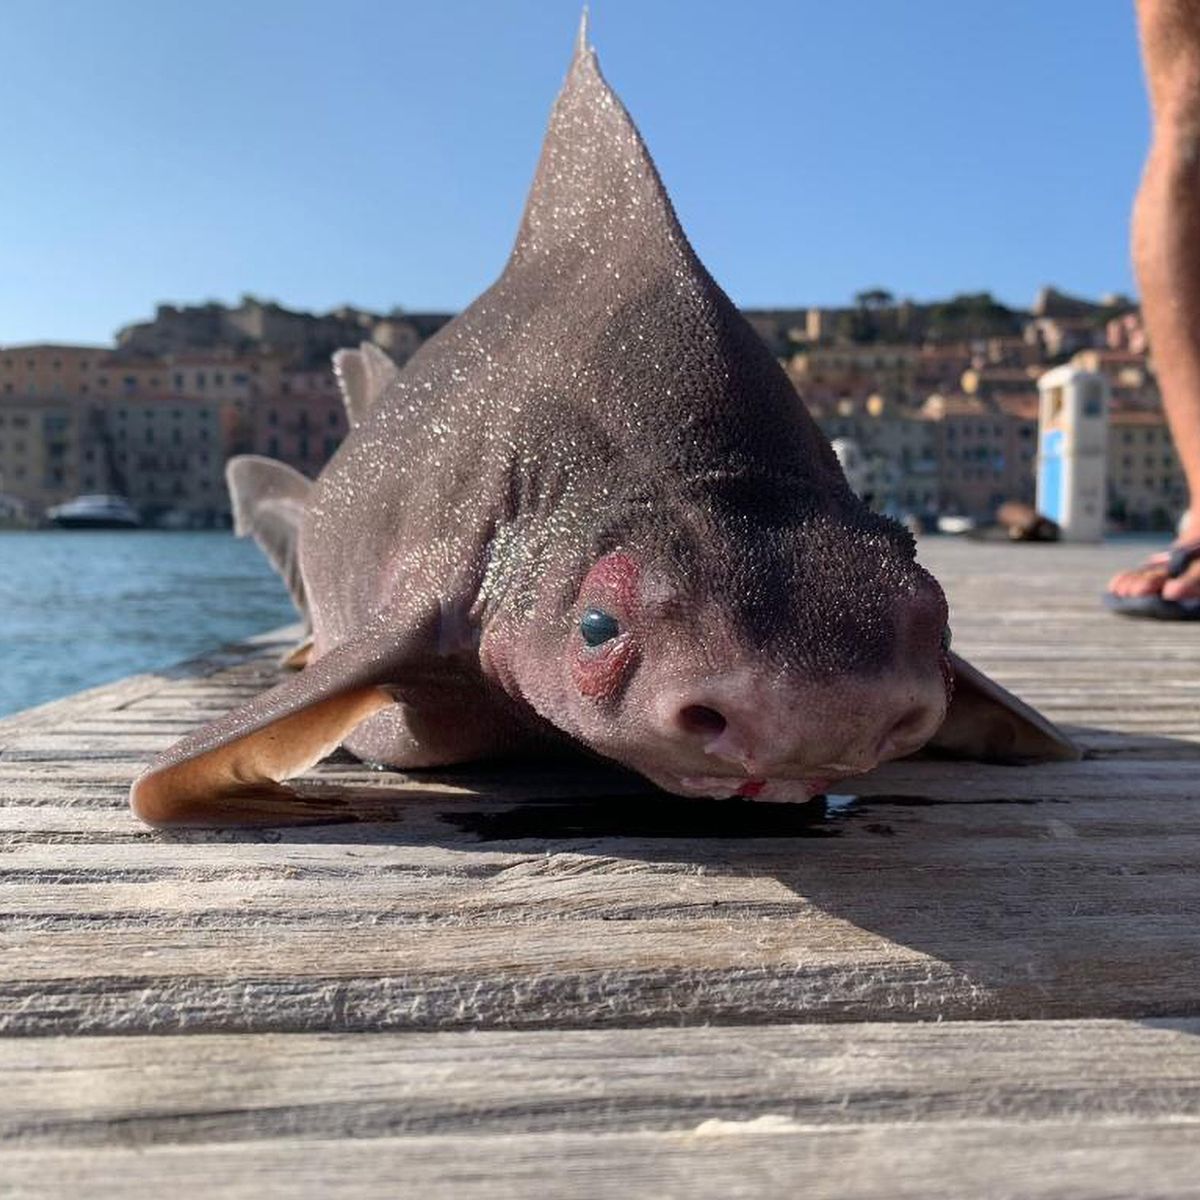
[332,343,400,428]
[508,20,694,277]
[226,456,312,618]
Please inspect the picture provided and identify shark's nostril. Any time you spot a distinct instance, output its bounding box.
[678,704,727,740]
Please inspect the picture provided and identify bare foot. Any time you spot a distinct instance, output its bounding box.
[1107,517,1200,601]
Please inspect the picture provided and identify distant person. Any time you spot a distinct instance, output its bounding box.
[1107,0,1200,617]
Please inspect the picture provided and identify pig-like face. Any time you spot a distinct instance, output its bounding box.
[487,507,953,801]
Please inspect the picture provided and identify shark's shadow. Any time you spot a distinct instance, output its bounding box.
[161,724,1200,1023]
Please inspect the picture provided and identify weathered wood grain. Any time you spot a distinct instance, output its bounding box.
[3,1021,1200,1198]
[5,1121,1200,1199]
[4,1021,1200,1143]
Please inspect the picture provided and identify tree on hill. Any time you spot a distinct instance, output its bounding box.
[926,292,1021,341]
[854,287,895,310]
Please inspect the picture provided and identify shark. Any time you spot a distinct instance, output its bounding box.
[131,19,1078,827]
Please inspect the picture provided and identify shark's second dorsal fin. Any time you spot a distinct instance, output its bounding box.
[227,455,312,619]
[508,18,694,280]
[332,343,400,428]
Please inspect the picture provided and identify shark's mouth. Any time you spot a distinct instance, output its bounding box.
[640,769,835,804]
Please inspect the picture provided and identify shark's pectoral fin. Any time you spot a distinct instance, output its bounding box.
[130,684,393,827]
[924,652,1081,764]
[281,636,314,671]
[130,603,440,827]
[227,456,313,618]
[332,343,400,428]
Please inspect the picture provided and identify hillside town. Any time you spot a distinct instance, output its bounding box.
[0,287,1184,530]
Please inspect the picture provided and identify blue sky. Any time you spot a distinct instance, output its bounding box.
[1,0,1147,345]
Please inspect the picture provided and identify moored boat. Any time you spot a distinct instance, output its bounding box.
[47,494,142,530]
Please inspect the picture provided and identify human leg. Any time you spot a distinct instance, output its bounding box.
[1110,0,1200,603]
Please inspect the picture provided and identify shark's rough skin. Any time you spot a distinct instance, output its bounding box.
[130,27,1078,827]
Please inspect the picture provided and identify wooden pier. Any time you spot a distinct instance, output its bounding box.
[2,538,1199,1197]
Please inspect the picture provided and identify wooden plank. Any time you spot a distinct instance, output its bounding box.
[3,1021,1200,1198]
[1,788,1200,1031]
[4,1021,1200,1142]
[4,1122,1200,1199]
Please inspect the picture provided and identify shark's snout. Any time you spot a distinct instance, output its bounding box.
[642,572,951,790]
[653,665,946,785]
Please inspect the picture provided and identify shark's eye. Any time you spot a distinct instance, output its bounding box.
[941,625,953,652]
[580,608,620,647]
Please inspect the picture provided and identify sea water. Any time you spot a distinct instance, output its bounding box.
[0,531,295,717]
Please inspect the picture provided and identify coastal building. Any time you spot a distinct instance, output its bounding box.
[1106,409,1187,528]
[1070,348,1152,394]
[921,393,1018,518]
[787,344,918,393]
[815,395,939,515]
[0,399,79,511]
[253,367,349,478]
[0,344,110,400]
[1023,316,1104,359]
[960,365,1043,399]
[0,289,1185,530]
[1106,311,1149,355]
[88,397,228,520]
[115,298,452,368]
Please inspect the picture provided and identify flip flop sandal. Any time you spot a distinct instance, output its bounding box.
[1104,538,1200,619]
